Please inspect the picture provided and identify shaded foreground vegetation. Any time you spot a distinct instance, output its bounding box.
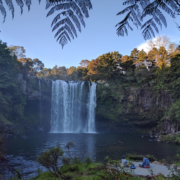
[32,144,180,180]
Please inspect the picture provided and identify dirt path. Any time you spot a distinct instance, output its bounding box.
[121,162,176,177]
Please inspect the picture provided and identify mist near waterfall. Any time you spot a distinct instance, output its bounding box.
[50,80,97,133]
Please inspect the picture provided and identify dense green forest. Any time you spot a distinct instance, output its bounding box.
[1,36,180,137]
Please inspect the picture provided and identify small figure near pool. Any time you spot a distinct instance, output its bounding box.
[122,155,129,167]
[139,155,150,168]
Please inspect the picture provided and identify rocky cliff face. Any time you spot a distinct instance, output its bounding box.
[16,74,52,133]
[96,80,178,134]
[17,74,52,100]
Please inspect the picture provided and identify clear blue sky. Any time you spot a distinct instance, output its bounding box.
[1,0,180,68]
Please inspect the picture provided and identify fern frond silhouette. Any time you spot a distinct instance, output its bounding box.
[117,0,180,40]
[47,0,92,48]
[0,0,92,48]
[1,0,180,46]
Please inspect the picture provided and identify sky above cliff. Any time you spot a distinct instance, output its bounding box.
[1,0,180,68]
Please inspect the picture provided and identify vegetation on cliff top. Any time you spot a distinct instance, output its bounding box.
[1,35,180,133]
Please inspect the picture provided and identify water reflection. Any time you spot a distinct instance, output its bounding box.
[3,132,180,179]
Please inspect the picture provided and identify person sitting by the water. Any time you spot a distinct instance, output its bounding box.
[139,156,150,168]
[122,155,129,167]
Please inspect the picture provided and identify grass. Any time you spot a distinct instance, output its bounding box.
[34,162,149,180]
[126,154,156,162]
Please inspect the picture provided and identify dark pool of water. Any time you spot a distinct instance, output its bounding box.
[3,132,180,179]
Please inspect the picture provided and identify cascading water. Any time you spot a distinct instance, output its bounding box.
[50,80,97,133]
[39,80,42,123]
[87,82,97,133]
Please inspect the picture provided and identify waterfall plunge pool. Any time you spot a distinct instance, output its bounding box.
[3,132,180,179]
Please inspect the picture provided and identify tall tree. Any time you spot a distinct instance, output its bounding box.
[0,41,25,123]
[79,59,90,68]
[148,46,169,68]
[8,46,26,59]
[32,58,44,73]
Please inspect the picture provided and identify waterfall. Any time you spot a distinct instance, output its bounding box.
[87,82,97,133]
[50,80,97,133]
[39,80,42,123]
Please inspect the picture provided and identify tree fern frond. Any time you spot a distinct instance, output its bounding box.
[57,31,71,42]
[0,0,6,22]
[153,15,162,29]
[174,0,180,7]
[155,8,167,27]
[70,2,85,27]
[148,26,155,38]
[142,29,151,40]
[66,16,77,37]
[51,11,66,27]
[140,0,150,9]
[159,2,175,18]
[116,11,131,27]
[151,20,159,33]
[75,1,89,17]
[123,0,135,6]
[52,17,77,37]
[52,18,67,31]
[142,25,155,39]
[54,24,74,39]
[24,0,32,11]
[131,9,141,27]
[47,3,70,17]
[67,9,81,32]
[141,18,153,29]
[117,5,134,15]
[15,0,24,14]
[46,0,52,9]
[134,4,141,20]
[123,25,128,35]
[126,21,133,31]
[141,1,158,19]
[74,0,92,9]
[165,0,179,12]
[47,0,91,48]
[118,0,180,40]
[64,24,74,39]
[59,36,68,49]
[117,27,124,36]
[5,0,14,19]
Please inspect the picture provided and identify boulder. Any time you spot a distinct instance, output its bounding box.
[170,164,177,170]
[152,161,162,165]
[177,167,180,172]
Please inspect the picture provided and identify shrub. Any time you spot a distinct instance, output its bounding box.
[62,157,71,165]
[71,157,81,165]
[37,143,65,178]
[126,153,156,162]
[84,156,93,165]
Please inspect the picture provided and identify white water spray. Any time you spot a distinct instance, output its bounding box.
[39,79,42,123]
[50,80,96,133]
